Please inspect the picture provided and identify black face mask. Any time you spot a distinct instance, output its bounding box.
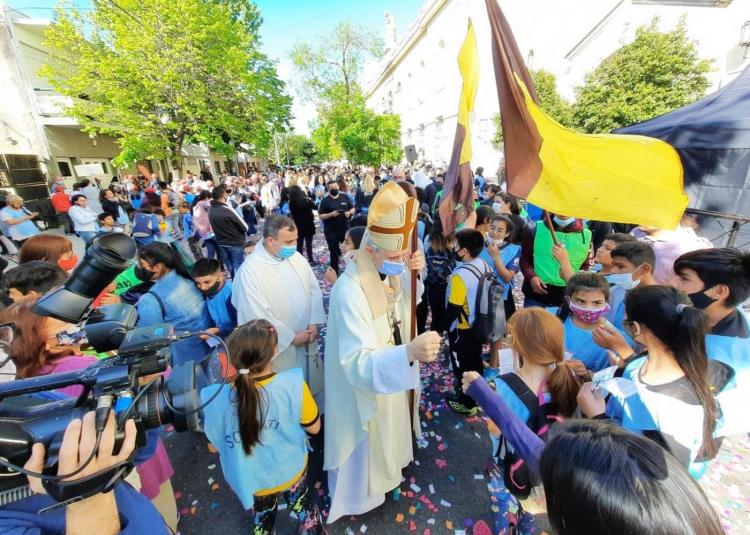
[330,189,339,197]
[200,280,222,297]
[134,265,157,282]
[688,289,717,310]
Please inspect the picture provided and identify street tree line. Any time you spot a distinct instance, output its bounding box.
[493,19,711,149]
[41,0,292,175]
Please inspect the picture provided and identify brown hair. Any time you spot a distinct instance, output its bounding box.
[507,308,582,417]
[19,234,73,265]
[0,300,75,378]
[226,319,278,455]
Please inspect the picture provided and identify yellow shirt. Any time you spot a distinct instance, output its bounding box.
[248,374,319,496]
[447,274,471,330]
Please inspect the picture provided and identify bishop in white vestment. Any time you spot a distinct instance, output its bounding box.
[324,182,441,523]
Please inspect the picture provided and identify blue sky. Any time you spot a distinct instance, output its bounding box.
[8,0,426,132]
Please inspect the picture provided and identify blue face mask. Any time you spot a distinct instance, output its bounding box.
[605,272,640,290]
[278,245,296,260]
[378,259,405,277]
[553,215,576,227]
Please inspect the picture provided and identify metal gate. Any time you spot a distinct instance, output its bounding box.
[0,154,55,226]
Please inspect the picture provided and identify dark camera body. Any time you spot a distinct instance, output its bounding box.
[0,234,206,507]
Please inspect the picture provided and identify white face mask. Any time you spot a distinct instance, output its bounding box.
[492,202,503,213]
[605,272,641,290]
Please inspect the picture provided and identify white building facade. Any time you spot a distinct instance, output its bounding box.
[365,0,750,178]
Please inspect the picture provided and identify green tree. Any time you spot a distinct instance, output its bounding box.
[40,0,291,175]
[572,19,711,133]
[311,84,401,165]
[492,69,573,149]
[290,24,400,164]
[289,21,383,103]
[280,134,320,165]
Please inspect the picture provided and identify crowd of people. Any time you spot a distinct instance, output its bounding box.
[0,159,747,535]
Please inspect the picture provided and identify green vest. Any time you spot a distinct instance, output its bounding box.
[113,265,142,296]
[533,221,592,287]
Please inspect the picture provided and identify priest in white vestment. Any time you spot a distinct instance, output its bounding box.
[324,182,442,523]
[231,214,326,386]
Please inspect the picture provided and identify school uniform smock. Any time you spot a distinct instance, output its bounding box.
[605,356,733,478]
[201,368,318,509]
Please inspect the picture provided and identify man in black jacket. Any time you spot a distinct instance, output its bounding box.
[208,186,247,277]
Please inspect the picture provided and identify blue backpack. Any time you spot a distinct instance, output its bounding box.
[132,212,155,238]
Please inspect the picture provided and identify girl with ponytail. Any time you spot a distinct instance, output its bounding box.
[478,308,583,533]
[578,285,733,478]
[200,319,323,534]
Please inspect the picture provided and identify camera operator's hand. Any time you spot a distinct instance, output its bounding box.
[24,412,137,535]
[199,327,221,341]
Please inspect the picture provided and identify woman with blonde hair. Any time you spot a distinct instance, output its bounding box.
[0,194,39,245]
[355,174,378,215]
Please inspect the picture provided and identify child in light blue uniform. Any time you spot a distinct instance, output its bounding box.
[190,258,237,339]
[479,215,521,369]
[556,272,631,372]
[201,319,323,534]
[578,286,734,479]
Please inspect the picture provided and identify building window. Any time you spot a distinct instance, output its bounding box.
[100,162,108,174]
[57,161,72,177]
[214,161,221,174]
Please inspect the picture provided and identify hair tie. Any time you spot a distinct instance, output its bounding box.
[238,368,250,375]
[675,303,688,314]
[267,326,275,333]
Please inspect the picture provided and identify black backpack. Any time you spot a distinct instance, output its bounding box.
[457,261,497,343]
[425,248,455,287]
[496,373,562,499]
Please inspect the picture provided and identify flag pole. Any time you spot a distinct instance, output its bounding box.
[544,211,560,246]
[544,210,560,245]
[410,226,417,340]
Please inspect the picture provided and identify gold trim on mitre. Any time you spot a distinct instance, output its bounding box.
[367,181,418,252]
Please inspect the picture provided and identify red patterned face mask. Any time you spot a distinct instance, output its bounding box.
[568,302,610,324]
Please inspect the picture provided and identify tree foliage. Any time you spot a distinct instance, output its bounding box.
[277,133,320,165]
[40,0,291,172]
[289,21,383,103]
[290,22,400,165]
[492,69,573,149]
[311,85,401,165]
[572,19,711,133]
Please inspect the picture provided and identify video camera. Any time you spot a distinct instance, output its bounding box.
[0,234,217,510]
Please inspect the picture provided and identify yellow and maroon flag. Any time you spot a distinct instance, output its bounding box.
[439,19,479,236]
[485,0,687,229]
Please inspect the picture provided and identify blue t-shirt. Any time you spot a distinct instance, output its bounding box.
[562,317,617,372]
[479,242,521,299]
[206,281,238,338]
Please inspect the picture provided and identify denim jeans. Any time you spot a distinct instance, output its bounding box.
[78,230,97,248]
[219,244,245,278]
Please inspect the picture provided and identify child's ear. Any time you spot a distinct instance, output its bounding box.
[708,283,730,303]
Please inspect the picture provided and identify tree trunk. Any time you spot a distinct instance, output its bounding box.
[171,145,183,180]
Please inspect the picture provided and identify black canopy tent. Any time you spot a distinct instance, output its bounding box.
[615,66,750,245]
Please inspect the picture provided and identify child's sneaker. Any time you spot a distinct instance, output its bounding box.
[447,397,479,416]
